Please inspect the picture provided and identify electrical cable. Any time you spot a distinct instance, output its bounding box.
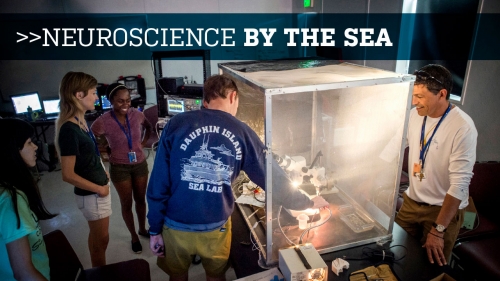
[250,220,267,253]
[278,205,332,246]
[152,120,161,146]
[300,211,318,242]
[299,208,332,244]
[237,181,265,205]
[388,245,408,261]
[144,119,162,159]
[253,190,265,203]
[278,205,297,246]
[238,181,258,194]
[150,54,184,108]
[325,245,408,262]
[249,228,260,252]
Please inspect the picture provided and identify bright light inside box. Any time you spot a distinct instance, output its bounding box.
[308,268,326,281]
[287,208,319,217]
[303,208,319,216]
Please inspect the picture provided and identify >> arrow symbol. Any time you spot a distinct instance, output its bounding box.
[30,32,41,43]
[17,32,28,43]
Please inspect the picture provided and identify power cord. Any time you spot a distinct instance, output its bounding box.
[249,226,261,252]
[277,205,332,246]
[253,190,265,203]
[237,181,265,203]
[337,245,407,262]
[361,247,396,262]
[278,205,297,246]
[150,54,184,105]
[299,208,332,244]
[153,120,162,147]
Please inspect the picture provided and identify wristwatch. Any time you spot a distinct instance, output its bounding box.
[432,223,447,233]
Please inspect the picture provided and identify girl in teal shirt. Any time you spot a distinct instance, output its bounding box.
[0,118,56,280]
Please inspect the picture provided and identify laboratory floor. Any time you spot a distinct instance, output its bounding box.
[37,151,237,281]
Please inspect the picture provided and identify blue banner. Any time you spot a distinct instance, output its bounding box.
[2,13,498,60]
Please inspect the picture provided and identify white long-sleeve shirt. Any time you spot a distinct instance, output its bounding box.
[406,106,477,209]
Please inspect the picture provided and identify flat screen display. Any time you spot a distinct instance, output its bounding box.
[42,99,60,114]
[11,92,42,115]
[101,95,112,110]
[167,99,184,115]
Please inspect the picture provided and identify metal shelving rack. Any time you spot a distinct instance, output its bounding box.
[151,50,211,117]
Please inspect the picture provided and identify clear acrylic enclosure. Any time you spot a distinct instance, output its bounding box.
[221,60,414,266]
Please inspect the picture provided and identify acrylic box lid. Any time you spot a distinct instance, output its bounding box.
[219,61,406,90]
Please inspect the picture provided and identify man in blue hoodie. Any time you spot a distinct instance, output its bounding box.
[147,75,328,281]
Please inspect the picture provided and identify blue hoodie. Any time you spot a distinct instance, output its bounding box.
[147,108,312,233]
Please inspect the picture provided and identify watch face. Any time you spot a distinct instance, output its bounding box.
[436,224,445,232]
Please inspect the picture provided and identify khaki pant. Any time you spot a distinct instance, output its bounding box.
[395,193,464,262]
[157,219,232,278]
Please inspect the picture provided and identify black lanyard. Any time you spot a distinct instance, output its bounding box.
[418,103,452,170]
[74,116,100,156]
[110,111,133,151]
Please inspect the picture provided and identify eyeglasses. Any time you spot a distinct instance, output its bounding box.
[413,70,444,86]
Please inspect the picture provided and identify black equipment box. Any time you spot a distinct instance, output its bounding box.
[177,84,203,98]
[157,77,184,96]
[166,95,203,116]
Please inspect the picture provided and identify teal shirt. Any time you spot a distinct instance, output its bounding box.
[0,187,50,280]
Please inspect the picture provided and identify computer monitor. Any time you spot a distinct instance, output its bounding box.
[101,95,112,110]
[95,83,107,111]
[10,92,43,115]
[167,98,185,115]
[42,99,60,115]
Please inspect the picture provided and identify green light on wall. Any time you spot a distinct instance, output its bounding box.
[304,0,313,8]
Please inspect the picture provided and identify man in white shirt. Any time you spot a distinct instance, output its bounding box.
[395,64,477,266]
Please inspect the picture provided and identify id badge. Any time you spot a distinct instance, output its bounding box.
[128,151,137,163]
[413,163,421,176]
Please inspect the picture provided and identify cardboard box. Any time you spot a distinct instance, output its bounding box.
[430,273,456,281]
